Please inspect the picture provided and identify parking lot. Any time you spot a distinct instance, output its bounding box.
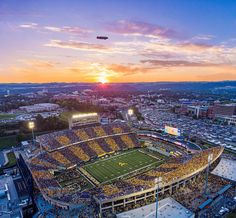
[141,109,236,150]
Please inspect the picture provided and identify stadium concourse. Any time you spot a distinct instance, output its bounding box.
[19,122,224,217]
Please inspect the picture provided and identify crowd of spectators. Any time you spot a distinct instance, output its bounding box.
[28,123,141,204]
[37,123,133,151]
[94,146,223,201]
[153,140,186,156]
[40,133,139,168]
[104,137,120,151]
[30,145,223,204]
[173,174,232,212]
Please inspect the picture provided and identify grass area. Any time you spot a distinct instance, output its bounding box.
[0,113,16,120]
[83,150,161,183]
[4,152,17,168]
[0,135,18,150]
[0,130,55,151]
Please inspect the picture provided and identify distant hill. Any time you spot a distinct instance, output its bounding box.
[0,81,235,95]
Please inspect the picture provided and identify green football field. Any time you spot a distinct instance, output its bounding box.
[82,150,161,183]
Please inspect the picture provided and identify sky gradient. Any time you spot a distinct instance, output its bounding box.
[0,0,236,83]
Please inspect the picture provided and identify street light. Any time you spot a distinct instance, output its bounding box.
[204,153,213,196]
[155,177,162,218]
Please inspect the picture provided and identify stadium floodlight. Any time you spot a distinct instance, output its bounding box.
[154,177,162,185]
[28,121,35,146]
[128,109,133,116]
[155,177,162,218]
[208,153,213,163]
[204,153,213,196]
[28,121,35,129]
[72,113,98,119]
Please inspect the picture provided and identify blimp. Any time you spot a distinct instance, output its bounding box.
[96,36,108,40]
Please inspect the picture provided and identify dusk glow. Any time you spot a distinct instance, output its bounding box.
[0,0,236,83]
[0,2,236,216]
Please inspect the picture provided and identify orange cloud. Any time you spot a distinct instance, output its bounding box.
[107,64,153,76]
[22,59,56,68]
[1,62,236,83]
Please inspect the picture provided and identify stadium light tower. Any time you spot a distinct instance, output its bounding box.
[155,177,162,218]
[204,153,213,196]
[28,121,35,145]
[128,109,133,116]
[126,109,133,126]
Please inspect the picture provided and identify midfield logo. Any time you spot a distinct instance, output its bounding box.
[118,162,127,167]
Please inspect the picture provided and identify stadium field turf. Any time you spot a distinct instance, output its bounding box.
[82,149,161,183]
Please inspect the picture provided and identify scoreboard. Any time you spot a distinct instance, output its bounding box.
[164,125,180,136]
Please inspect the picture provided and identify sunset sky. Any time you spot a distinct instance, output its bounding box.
[0,0,236,83]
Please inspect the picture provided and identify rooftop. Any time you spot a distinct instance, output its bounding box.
[116,197,194,218]
[211,158,236,182]
[0,175,23,218]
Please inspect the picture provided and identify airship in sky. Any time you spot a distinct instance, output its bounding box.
[96,36,108,40]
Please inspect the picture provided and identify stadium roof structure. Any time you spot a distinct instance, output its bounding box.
[211,158,236,182]
[116,197,195,218]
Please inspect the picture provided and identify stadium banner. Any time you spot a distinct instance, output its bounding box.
[164,125,181,136]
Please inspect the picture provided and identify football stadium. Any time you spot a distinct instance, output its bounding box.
[19,115,224,217]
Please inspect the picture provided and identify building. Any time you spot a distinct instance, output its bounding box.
[19,103,59,113]
[213,103,236,118]
[175,105,209,118]
[215,115,236,125]
[53,94,80,101]
[91,98,110,106]
[116,197,194,218]
[187,106,208,118]
[0,174,34,218]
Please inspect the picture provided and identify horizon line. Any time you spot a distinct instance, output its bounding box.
[0,80,235,85]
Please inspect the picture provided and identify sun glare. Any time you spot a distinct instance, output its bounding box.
[98,72,109,84]
[99,77,108,84]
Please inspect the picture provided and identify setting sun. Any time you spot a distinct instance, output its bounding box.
[98,72,109,84]
[99,77,108,84]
